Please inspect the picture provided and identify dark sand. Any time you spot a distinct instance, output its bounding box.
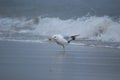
[0,41,120,80]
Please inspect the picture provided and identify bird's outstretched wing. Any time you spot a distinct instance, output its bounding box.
[70,34,80,40]
[64,34,79,39]
[68,34,80,43]
[63,34,80,43]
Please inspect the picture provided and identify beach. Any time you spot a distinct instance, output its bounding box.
[0,0,120,80]
[0,40,120,80]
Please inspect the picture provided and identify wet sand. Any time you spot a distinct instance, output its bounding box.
[0,41,120,80]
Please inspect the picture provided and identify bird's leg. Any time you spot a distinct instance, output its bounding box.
[62,45,65,51]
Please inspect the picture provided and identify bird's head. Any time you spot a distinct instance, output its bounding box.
[52,34,63,40]
[48,35,58,41]
[48,35,59,41]
[52,35,57,40]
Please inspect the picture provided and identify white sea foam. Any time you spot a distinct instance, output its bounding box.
[0,16,120,43]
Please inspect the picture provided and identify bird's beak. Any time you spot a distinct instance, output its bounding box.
[48,38,52,41]
[48,38,54,42]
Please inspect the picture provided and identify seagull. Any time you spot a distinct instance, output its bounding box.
[49,34,79,50]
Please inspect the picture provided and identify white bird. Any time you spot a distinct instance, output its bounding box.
[49,34,79,50]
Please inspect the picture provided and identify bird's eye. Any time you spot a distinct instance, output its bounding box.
[54,36,56,39]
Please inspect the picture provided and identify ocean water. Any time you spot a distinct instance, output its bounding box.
[0,0,120,48]
[1,1,120,80]
[0,41,120,80]
[0,0,120,18]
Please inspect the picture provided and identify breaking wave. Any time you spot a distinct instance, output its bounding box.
[0,16,120,42]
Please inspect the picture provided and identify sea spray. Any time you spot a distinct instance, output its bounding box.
[0,16,120,42]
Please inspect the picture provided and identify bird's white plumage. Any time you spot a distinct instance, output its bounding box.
[49,34,79,50]
[52,34,68,46]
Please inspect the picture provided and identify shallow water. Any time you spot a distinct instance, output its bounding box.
[0,41,120,80]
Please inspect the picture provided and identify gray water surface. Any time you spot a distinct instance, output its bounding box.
[0,0,120,18]
[0,41,120,80]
